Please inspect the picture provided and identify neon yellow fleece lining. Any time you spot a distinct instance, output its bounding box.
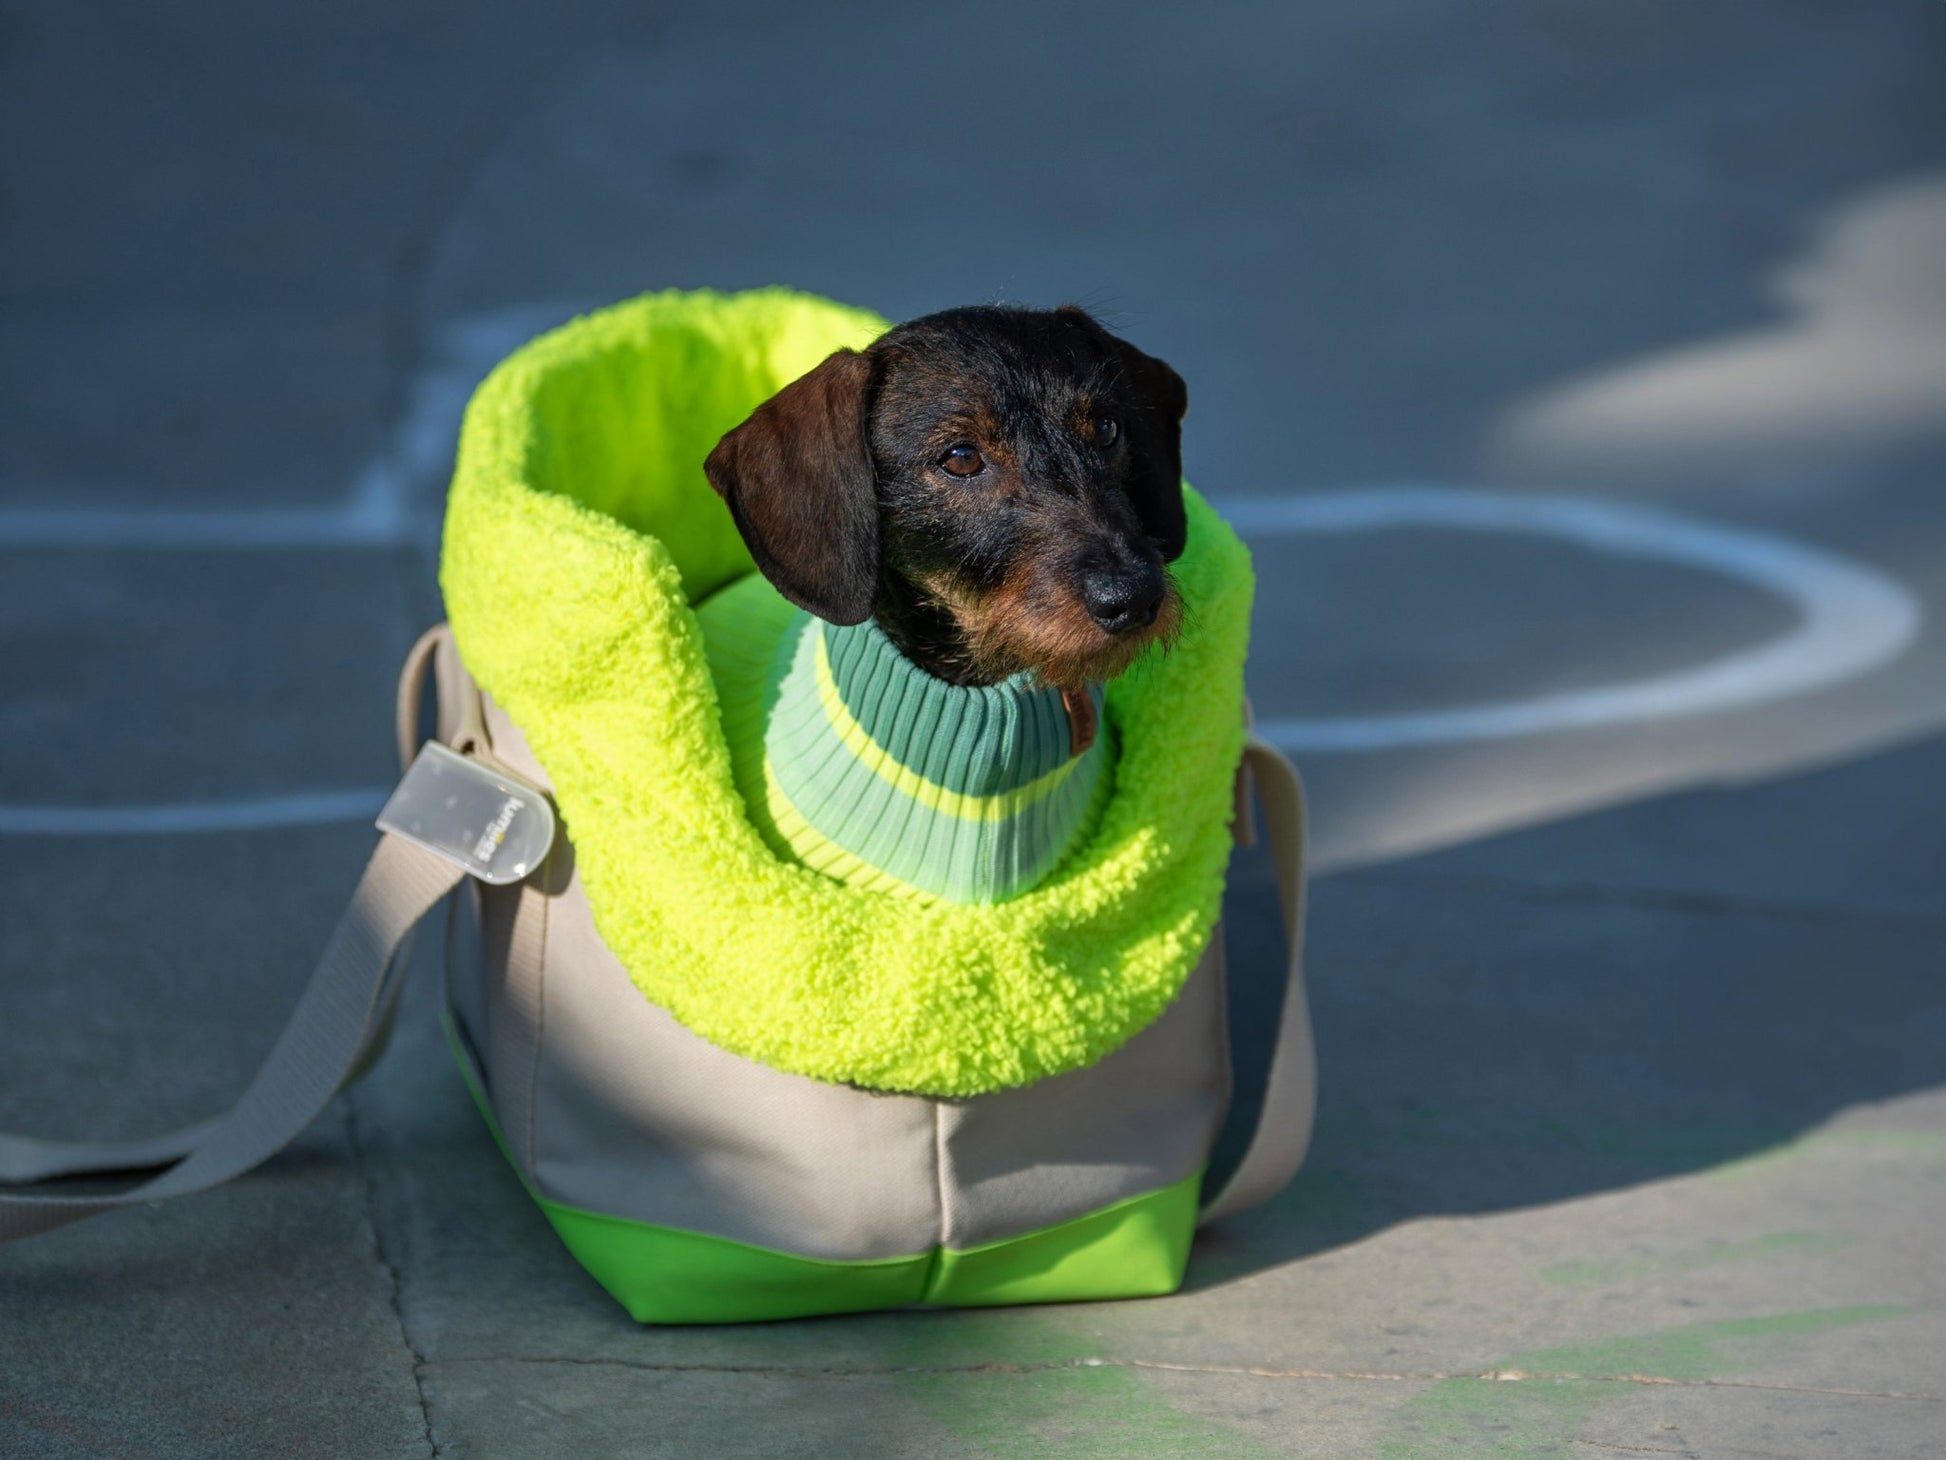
[440,287,1253,1097]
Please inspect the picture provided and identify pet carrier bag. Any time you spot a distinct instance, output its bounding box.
[0,289,1315,1325]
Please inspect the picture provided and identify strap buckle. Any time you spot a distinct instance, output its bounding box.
[376,742,555,885]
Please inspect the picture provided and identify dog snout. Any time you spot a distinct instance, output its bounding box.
[1081,562,1165,635]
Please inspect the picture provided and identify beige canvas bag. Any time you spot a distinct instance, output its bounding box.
[0,623,1315,1325]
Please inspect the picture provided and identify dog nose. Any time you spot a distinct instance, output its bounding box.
[1082,568,1163,634]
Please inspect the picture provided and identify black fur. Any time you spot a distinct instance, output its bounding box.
[704,305,1188,686]
[702,347,880,624]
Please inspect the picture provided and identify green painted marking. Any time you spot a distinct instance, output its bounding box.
[899,1364,1282,1460]
[1512,1304,1907,1382]
[884,1313,1279,1459]
[1377,1304,1910,1459]
[1539,1230,1848,1285]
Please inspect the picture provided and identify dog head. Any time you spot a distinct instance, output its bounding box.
[703,305,1188,689]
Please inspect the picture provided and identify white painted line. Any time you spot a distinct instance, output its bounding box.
[13,485,1915,833]
[0,302,580,552]
[0,505,410,549]
[0,306,585,835]
[0,789,390,837]
[0,445,419,548]
[1217,486,1924,752]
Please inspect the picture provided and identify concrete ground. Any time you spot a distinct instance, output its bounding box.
[3,2,1943,1455]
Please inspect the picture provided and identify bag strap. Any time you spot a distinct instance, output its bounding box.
[1,631,1312,1238]
[0,627,467,1241]
[1199,734,1317,1226]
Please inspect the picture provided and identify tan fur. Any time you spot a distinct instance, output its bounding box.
[930,567,1184,690]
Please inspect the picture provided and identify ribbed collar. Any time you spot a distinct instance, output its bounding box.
[760,616,1109,904]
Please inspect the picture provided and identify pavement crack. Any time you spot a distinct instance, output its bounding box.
[430,1353,1943,1403]
[344,1095,441,1459]
[1127,1359,1943,1402]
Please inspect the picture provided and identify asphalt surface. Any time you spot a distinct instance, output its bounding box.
[3,3,1943,1456]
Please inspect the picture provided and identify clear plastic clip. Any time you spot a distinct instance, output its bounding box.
[376,742,555,885]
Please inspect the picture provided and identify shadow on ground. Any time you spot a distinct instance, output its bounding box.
[1197,728,1946,1286]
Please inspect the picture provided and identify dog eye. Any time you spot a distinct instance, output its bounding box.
[939,444,986,478]
[1095,416,1121,447]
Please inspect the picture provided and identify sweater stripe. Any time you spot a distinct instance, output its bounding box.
[810,631,1084,823]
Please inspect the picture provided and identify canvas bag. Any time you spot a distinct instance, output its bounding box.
[0,626,1313,1324]
[422,621,1314,1322]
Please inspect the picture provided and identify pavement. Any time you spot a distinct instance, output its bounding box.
[2,3,1943,1456]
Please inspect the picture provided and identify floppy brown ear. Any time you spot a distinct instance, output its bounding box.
[704,348,880,624]
[1058,306,1189,561]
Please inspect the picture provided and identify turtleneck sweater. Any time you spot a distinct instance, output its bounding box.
[696,574,1111,905]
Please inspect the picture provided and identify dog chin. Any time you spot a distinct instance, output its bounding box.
[967,584,1183,691]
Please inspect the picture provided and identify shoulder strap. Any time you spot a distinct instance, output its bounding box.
[1199,734,1317,1226]
[0,627,467,1241]
[1,639,1313,1239]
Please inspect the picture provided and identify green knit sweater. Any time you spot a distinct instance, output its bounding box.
[697,571,1110,904]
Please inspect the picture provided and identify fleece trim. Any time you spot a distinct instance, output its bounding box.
[440,287,1253,1097]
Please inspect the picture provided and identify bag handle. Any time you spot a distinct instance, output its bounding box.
[1199,734,1317,1226]
[0,627,467,1240]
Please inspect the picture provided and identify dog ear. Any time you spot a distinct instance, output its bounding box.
[704,348,880,624]
[1057,307,1188,561]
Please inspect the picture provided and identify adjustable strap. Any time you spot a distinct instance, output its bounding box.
[0,839,463,1240]
[0,626,468,1241]
[1199,734,1317,1225]
[1,629,1309,1238]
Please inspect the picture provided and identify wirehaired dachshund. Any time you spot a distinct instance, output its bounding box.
[704,305,1189,724]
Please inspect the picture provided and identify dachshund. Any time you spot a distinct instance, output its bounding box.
[705,304,1189,753]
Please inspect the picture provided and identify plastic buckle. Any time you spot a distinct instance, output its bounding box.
[376,742,556,885]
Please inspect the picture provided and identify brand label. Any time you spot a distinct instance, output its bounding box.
[471,796,524,863]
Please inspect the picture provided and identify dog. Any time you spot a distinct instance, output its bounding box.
[700,304,1190,901]
[703,304,1188,710]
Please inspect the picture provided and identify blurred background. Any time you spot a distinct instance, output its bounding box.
[3,4,1943,1457]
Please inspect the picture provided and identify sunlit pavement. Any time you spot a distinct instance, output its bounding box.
[3,5,1943,1456]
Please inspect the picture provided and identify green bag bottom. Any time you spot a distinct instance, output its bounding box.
[448,1020,1200,1324]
